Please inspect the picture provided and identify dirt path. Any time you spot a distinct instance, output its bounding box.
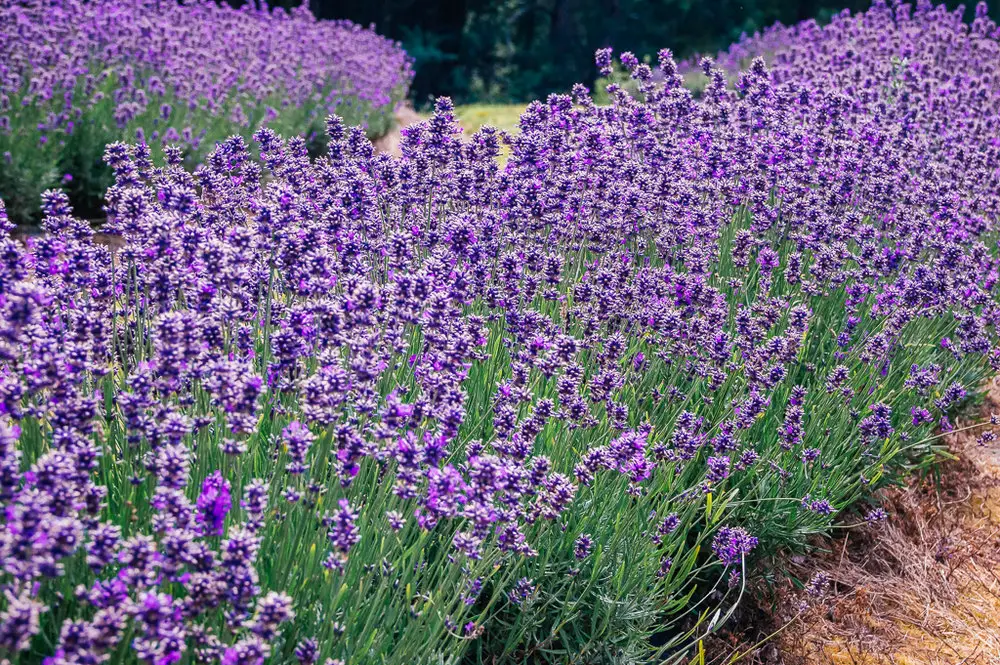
[372,105,424,157]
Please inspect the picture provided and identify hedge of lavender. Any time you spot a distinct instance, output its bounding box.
[0,0,412,224]
[2,1,1000,664]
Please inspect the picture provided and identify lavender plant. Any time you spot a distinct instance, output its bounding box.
[0,0,412,223]
[2,1,1000,664]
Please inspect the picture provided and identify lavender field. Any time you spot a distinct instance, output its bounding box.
[1,1,1000,664]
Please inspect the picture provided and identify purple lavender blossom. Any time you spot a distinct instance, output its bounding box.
[507,577,536,606]
[712,527,758,567]
[281,421,315,475]
[705,456,731,484]
[294,638,319,665]
[866,508,888,523]
[196,471,231,537]
[595,48,614,77]
[329,499,360,554]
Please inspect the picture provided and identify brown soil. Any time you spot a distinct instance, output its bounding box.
[714,380,1000,665]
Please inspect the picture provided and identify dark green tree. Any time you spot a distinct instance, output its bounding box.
[268,0,998,103]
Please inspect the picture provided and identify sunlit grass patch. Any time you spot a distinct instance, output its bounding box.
[455,104,526,136]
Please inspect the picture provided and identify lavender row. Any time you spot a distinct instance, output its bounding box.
[2,1,1000,663]
[0,0,413,223]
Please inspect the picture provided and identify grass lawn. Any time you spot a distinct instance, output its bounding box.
[454,104,526,135]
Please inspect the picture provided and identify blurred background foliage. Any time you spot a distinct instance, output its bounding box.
[255,0,996,105]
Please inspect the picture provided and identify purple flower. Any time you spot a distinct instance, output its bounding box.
[195,471,231,537]
[595,48,614,77]
[656,556,673,578]
[712,526,758,567]
[221,636,269,665]
[0,589,44,651]
[935,382,968,412]
[281,421,314,475]
[800,448,820,464]
[619,51,639,73]
[294,638,319,665]
[859,403,894,442]
[756,247,780,272]
[705,456,731,484]
[807,498,834,516]
[735,449,760,471]
[866,508,888,523]
[241,480,269,532]
[385,510,406,532]
[507,577,536,606]
[805,571,830,598]
[2,1,1000,656]
[249,592,295,640]
[911,407,934,427]
[329,499,360,553]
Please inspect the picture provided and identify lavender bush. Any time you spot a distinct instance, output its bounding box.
[0,0,412,223]
[2,1,1000,663]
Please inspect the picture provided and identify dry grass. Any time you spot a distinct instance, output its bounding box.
[715,379,1000,665]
